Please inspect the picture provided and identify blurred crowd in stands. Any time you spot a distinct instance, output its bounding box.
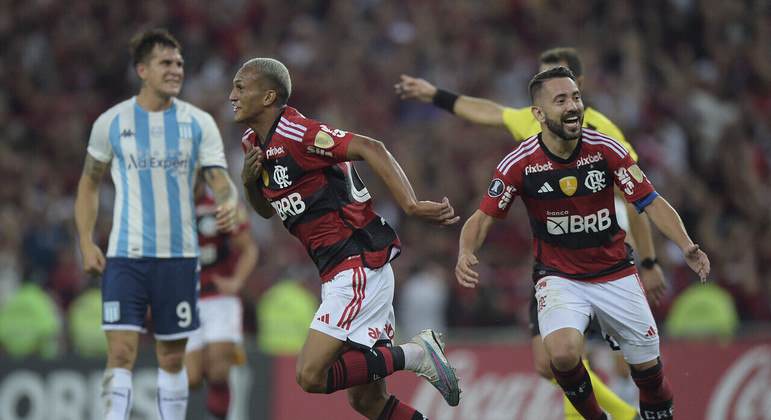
[0,0,768,357]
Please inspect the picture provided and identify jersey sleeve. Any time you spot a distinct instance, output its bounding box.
[293,121,355,169]
[608,150,656,211]
[478,168,520,219]
[195,111,228,169]
[86,112,115,163]
[502,107,540,142]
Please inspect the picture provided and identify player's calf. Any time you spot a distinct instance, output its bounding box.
[631,358,673,420]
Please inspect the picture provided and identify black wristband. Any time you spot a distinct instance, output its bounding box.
[640,257,659,270]
[432,89,459,113]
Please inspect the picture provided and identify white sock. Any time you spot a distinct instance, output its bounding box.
[157,367,189,420]
[400,342,424,372]
[102,368,132,420]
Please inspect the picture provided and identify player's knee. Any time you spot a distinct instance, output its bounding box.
[158,352,186,372]
[107,342,137,369]
[206,359,232,383]
[295,365,326,393]
[187,369,204,388]
[549,350,582,371]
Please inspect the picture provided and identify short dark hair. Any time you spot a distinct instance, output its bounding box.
[539,47,583,78]
[528,66,576,103]
[129,28,182,66]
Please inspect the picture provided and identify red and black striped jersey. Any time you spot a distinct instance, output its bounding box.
[479,128,656,282]
[195,189,250,298]
[242,107,400,282]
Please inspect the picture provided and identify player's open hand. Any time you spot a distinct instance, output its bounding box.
[455,253,480,288]
[242,139,264,185]
[409,197,460,226]
[394,75,437,103]
[684,244,710,283]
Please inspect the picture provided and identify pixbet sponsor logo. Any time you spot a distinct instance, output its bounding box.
[266,145,285,159]
[524,161,553,175]
[575,152,603,169]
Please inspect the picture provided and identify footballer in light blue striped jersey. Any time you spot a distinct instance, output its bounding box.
[74,28,238,420]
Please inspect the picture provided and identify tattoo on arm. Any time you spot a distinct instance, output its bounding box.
[83,155,108,182]
[204,167,236,204]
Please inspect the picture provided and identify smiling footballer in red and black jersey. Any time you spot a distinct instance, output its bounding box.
[479,127,656,283]
[235,58,461,419]
[241,106,401,283]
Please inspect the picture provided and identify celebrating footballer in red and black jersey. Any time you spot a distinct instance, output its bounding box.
[235,59,461,418]
[480,128,656,282]
[458,65,709,420]
[241,106,401,282]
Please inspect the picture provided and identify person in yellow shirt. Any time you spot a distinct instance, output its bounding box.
[396,47,666,420]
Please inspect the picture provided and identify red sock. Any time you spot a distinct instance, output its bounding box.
[551,358,604,420]
[377,395,426,420]
[326,347,404,393]
[632,358,674,419]
[206,382,230,418]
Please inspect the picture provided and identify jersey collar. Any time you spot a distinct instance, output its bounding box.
[537,132,583,164]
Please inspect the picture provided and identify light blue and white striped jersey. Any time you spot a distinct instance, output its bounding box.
[87,97,228,259]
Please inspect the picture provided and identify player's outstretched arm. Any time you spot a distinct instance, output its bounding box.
[395,74,508,129]
[456,210,496,289]
[346,134,459,226]
[643,196,711,283]
[74,154,108,277]
[621,193,667,305]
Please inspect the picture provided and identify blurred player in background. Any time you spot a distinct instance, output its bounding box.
[455,66,710,420]
[186,172,259,419]
[74,28,238,420]
[234,57,461,419]
[396,47,665,420]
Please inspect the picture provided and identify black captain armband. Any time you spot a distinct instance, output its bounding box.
[433,89,459,113]
[640,257,659,270]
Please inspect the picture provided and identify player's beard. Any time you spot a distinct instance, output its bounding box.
[545,111,583,141]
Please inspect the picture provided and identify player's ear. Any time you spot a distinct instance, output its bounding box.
[136,62,147,81]
[531,106,545,123]
[263,90,277,106]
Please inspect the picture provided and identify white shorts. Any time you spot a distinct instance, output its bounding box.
[310,263,396,348]
[535,273,660,364]
[186,295,243,353]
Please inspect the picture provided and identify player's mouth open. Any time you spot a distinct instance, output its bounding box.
[563,115,580,129]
